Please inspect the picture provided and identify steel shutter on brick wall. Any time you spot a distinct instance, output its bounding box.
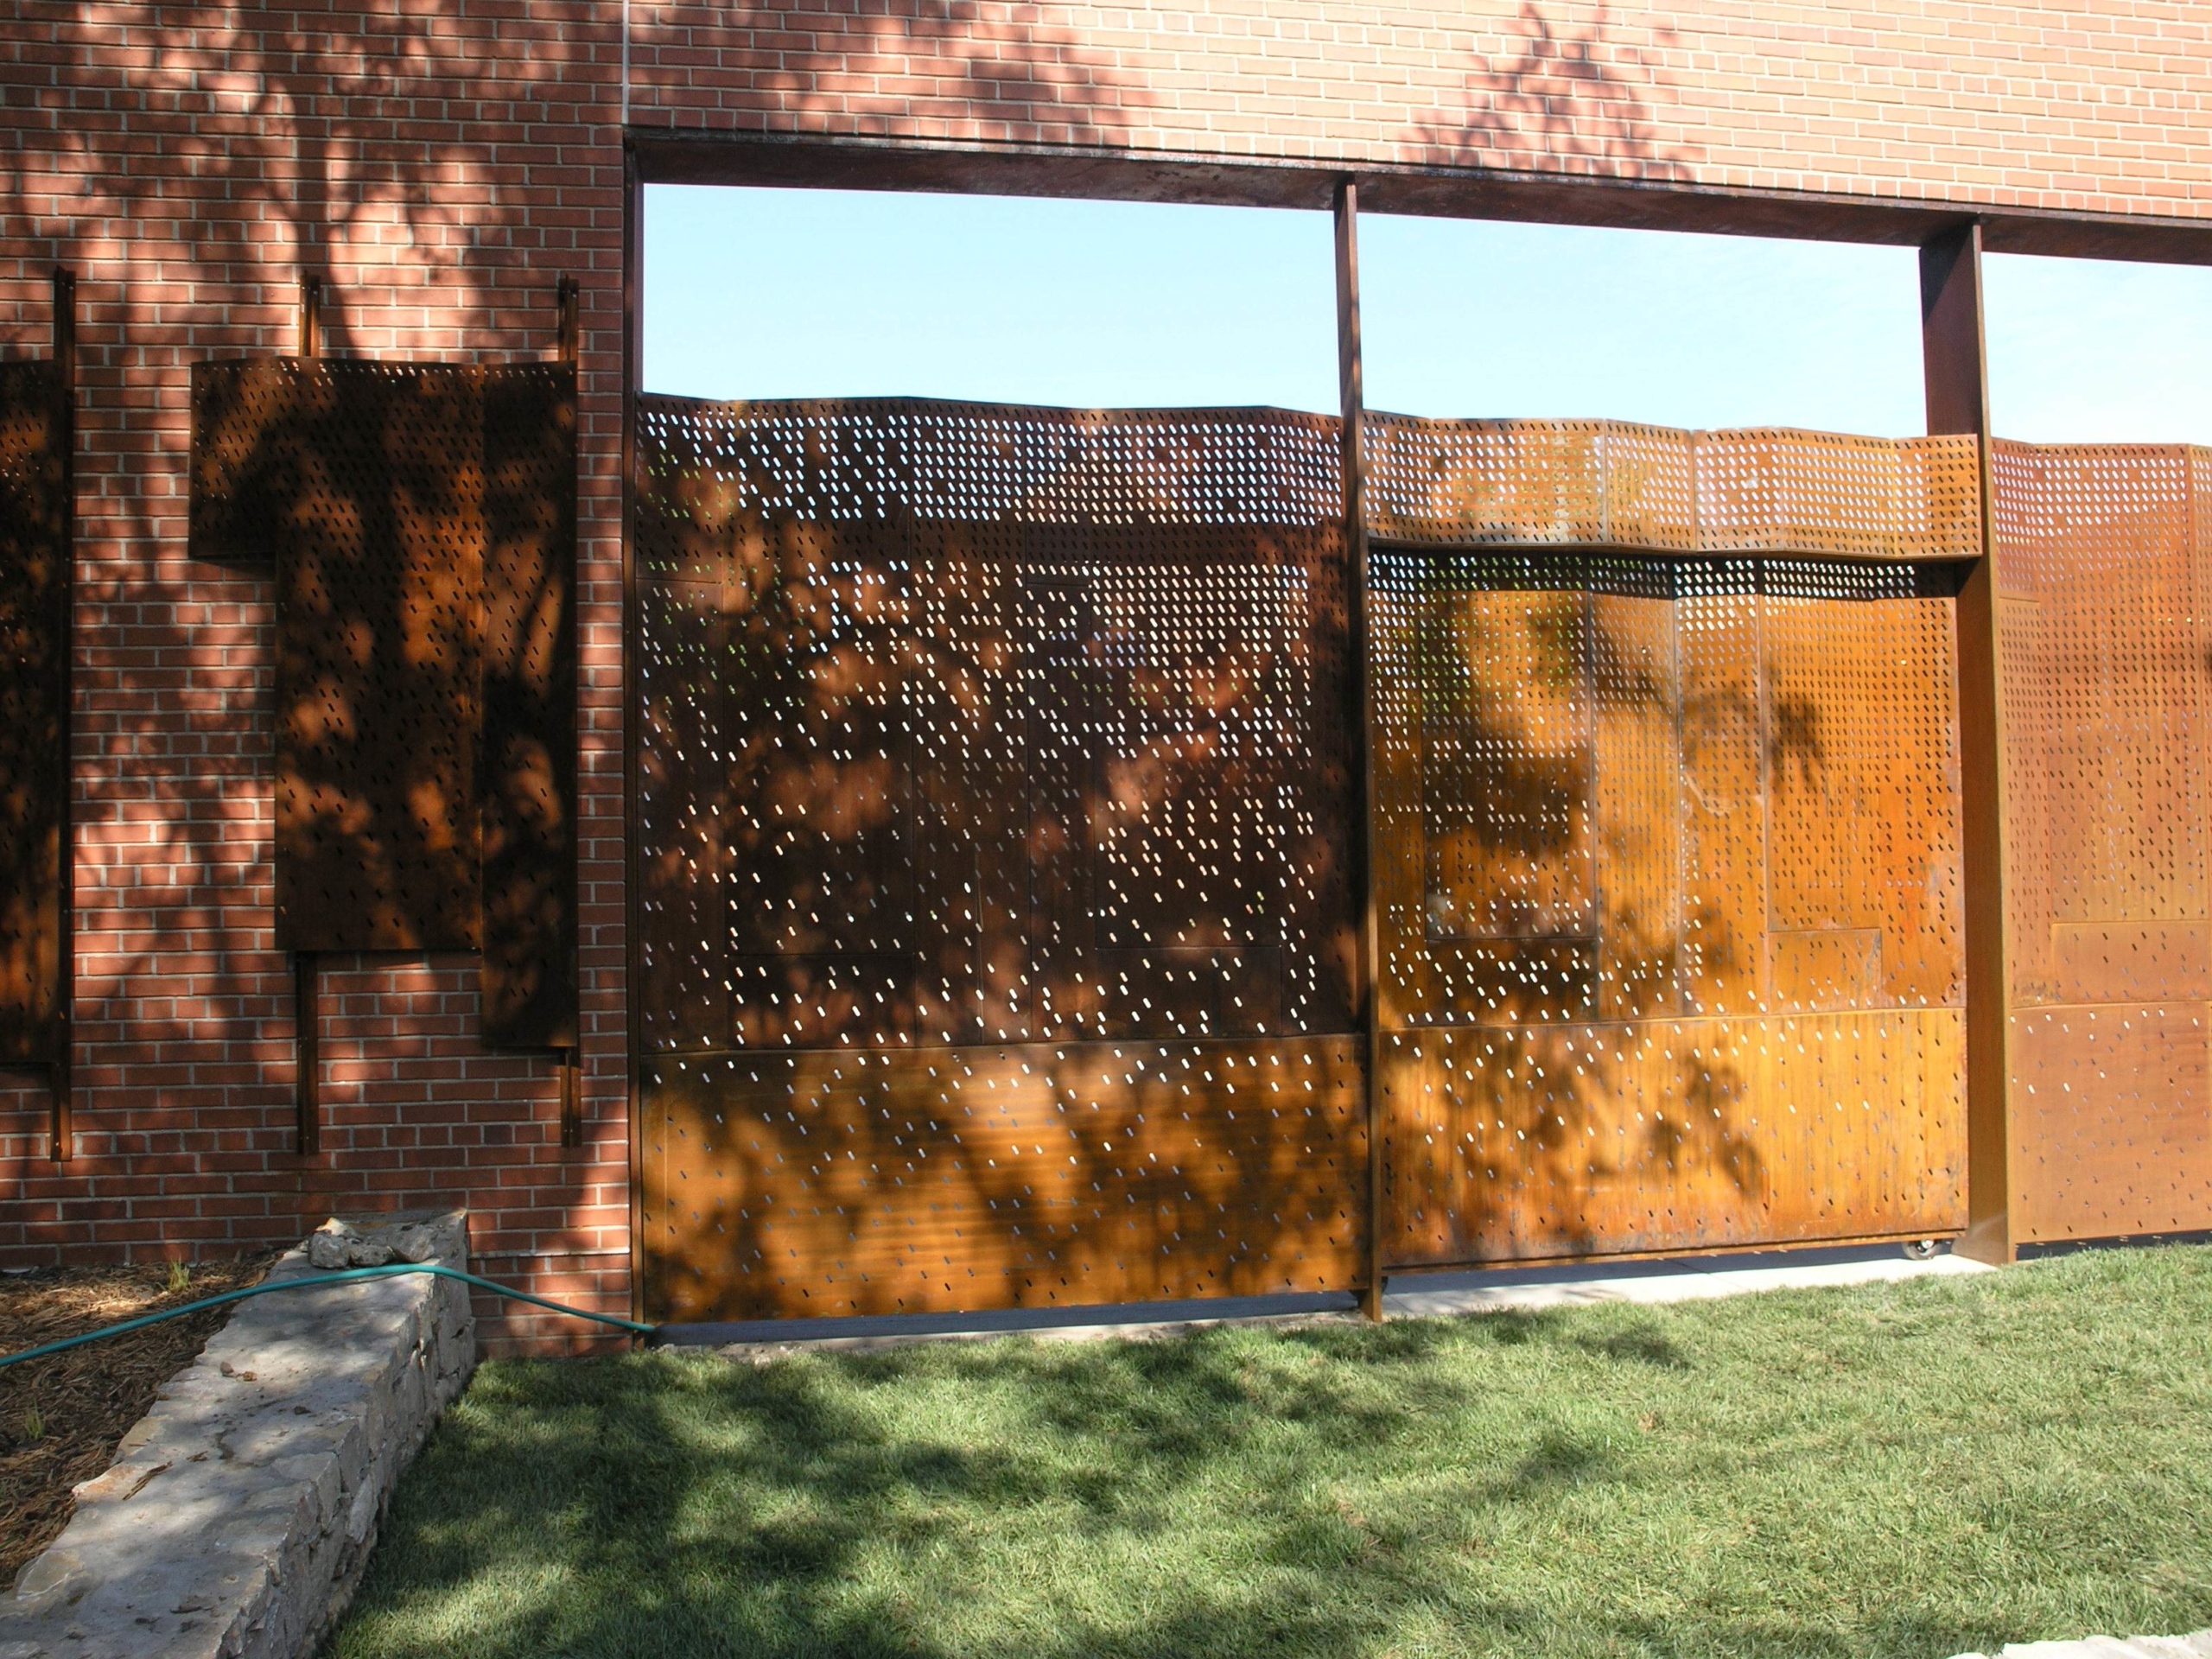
[188,356,577,1049]
[0,358,71,1066]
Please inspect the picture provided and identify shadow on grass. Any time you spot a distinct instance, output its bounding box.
[1574,1325,1693,1370]
[332,1299,2043,1659]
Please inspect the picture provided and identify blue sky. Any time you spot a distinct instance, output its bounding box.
[644,184,2212,443]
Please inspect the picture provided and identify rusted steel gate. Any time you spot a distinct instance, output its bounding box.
[632,397,1981,1322]
[1365,420,1980,1263]
[632,399,1366,1320]
[1993,442,2212,1243]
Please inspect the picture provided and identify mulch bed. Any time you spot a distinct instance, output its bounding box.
[0,1253,278,1590]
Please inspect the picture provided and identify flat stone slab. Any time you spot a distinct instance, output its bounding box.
[0,1211,474,1659]
[1950,1631,2212,1658]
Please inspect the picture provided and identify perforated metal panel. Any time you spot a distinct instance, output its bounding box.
[1382,1012,1966,1263]
[634,396,1363,1320]
[1366,417,1981,562]
[1370,548,1968,1264]
[636,399,1980,1319]
[480,365,579,1046]
[1993,441,2212,1242]
[647,1039,1365,1320]
[190,358,577,1039]
[0,359,69,1065]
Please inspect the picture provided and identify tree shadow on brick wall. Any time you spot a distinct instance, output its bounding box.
[630,0,1694,188]
[1405,2,1696,183]
[0,8,597,1229]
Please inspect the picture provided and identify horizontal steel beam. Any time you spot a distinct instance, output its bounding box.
[630,128,2212,267]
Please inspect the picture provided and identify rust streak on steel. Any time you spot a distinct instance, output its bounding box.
[296,950,320,1155]
[560,1048,582,1150]
[556,275,581,365]
[298,274,321,359]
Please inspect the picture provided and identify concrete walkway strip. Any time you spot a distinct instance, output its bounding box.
[1383,1249,1991,1319]
[1950,1631,2212,1658]
[681,1245,1986,1358]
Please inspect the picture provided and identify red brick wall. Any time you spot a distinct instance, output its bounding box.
[1,0,2207,1353]
[628,0,2212,219]
[0,3,631,1354]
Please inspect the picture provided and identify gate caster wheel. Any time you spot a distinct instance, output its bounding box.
[1900,1238,1943,1261]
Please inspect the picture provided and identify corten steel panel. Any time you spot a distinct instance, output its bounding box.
[0,359,69,1065]
[1993,441,2212,1243]
[1366,421,1698,553]
[1419,585,1598,950]
[1382,1012,1967,1265]
[632,396,1355,1055]
[191,359,580,1044]
[480,365,580,1046]
[1763,561,1966,1011]
[1370,549,1967,1264]
[1677,561,1767,1018]
[194,359,484,951]
[1365,417,1982,562]
[2008,1007,2212,1239]
[632,396,1361,1321]
[642,1038,1366,1321]
[636,399,1982,1317]
[635,577,738,1052]
[1591,586,1681,1023]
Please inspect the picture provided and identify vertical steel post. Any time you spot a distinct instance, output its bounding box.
[620,141,648,1325]
[297,273,322,359]
[1921,221,2011,1264]
[556,275,581,367]
[557,271,585,1151]
[1336,181,1385,1320]
[295,950,321,1155]
[295,272,321,1155]
[50,266,75,1164]
[559,1048,582,1148]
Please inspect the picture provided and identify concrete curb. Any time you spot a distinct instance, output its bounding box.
[0,1212,475,1659]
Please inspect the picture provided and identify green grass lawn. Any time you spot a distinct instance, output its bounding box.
[331,1249,2212,1659]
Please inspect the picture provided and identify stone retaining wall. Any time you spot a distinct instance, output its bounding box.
[0,1211,474,1659]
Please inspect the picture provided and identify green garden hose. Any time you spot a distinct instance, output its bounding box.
[0,1262,654,1370]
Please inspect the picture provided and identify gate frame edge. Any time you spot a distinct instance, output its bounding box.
[1920,219,2016,1266]
[621,137,649,1327]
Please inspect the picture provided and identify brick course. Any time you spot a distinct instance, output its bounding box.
[2,0,2207,1351]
